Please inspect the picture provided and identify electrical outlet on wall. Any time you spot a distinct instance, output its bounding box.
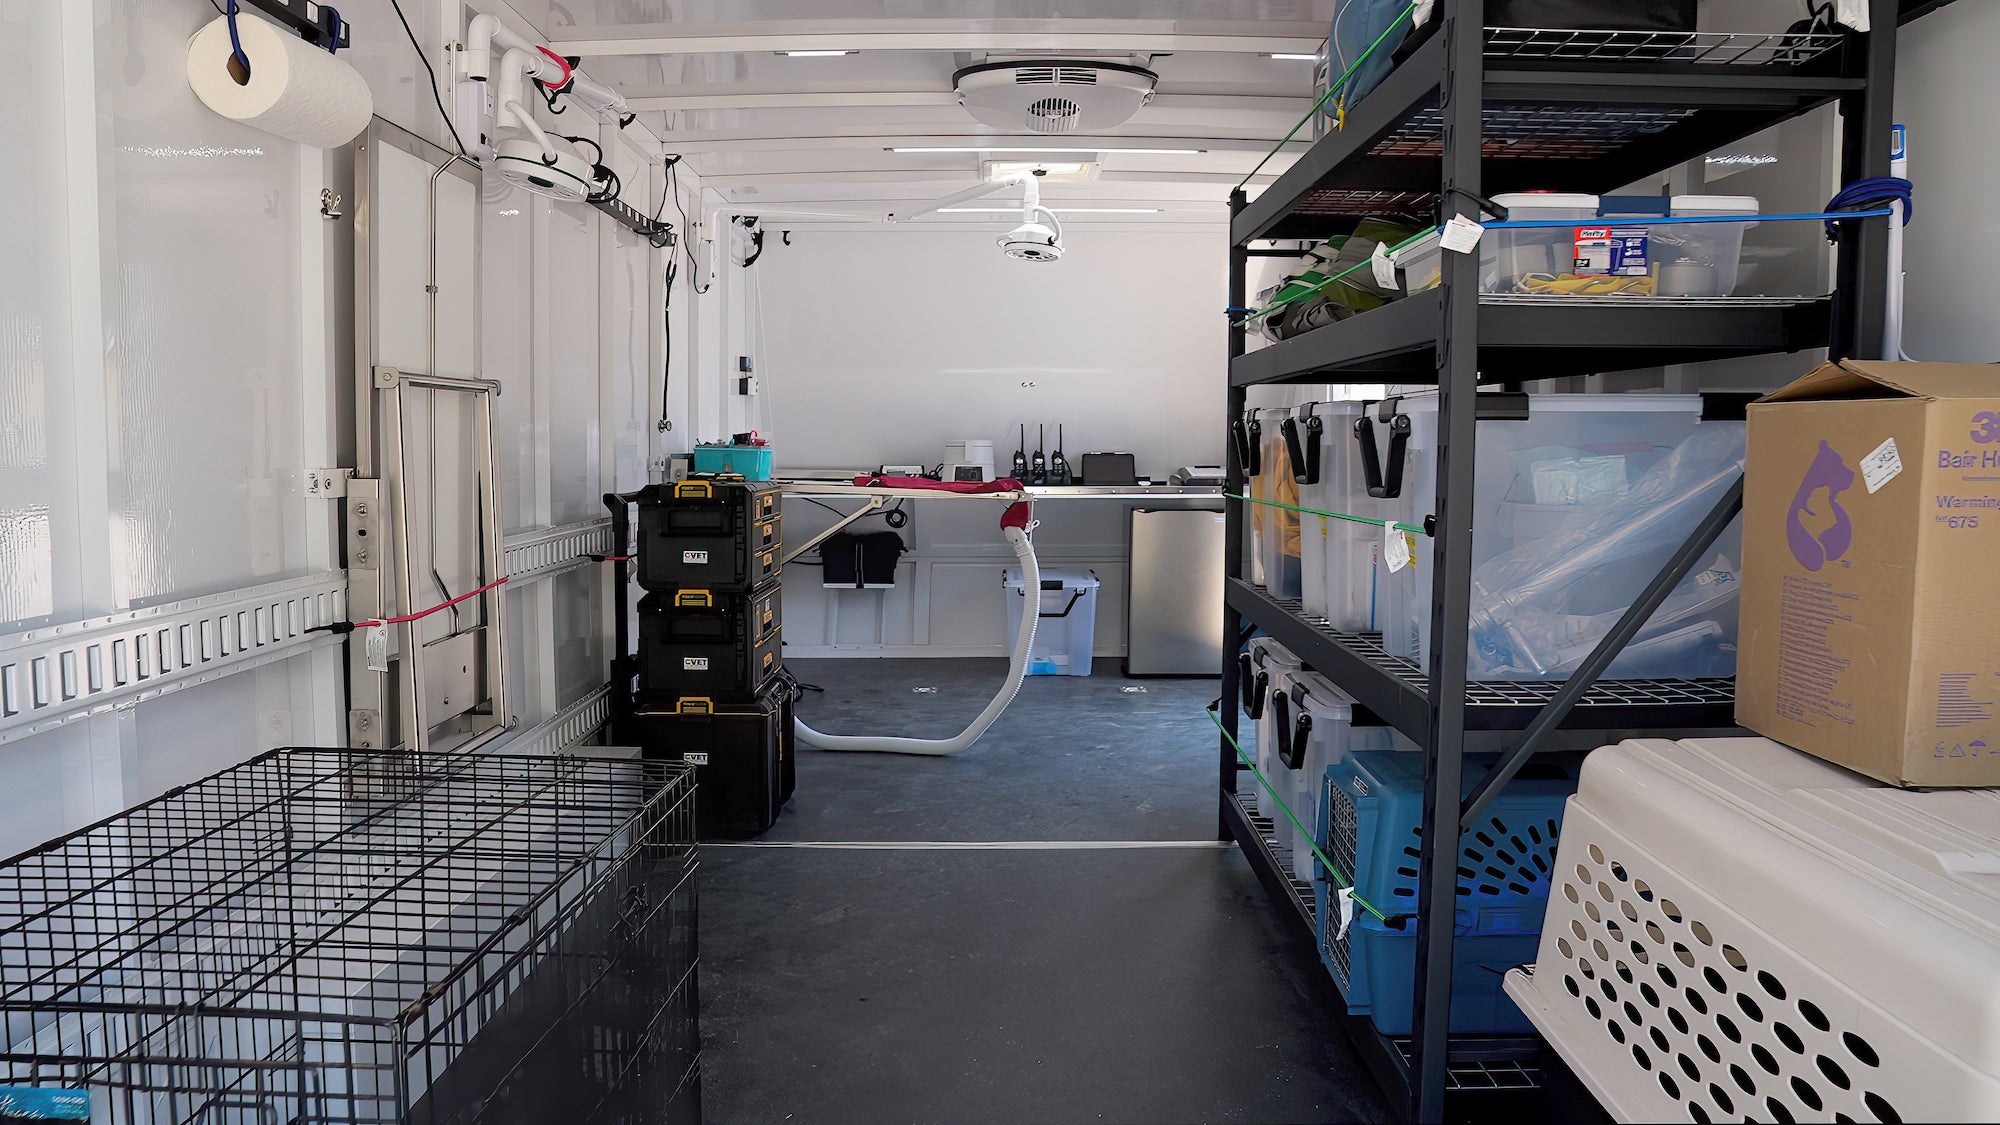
[737,376,760,396]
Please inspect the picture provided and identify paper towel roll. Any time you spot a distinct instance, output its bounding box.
[186,14,373,148]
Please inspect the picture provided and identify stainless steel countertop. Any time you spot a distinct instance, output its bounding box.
[775,474,1221,500]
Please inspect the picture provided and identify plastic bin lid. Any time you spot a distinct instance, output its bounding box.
[1381,391,1704,416]
[1247,636,1305,670]
[1287,670,1358,720]
[1002,567,1101,590]
[1671,194,1759,213]
[1490,191,1600,212]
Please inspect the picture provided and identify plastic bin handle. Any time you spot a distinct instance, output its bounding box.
[1232,416,1263,478]
[1271,690,1296,768]
[1038,589,1089,619]
[1241,662,1267,721]
[1353,412,1412,500]
[1281,410,1323,486]
[1287,710,1314,771]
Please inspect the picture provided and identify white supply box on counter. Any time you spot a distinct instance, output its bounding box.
[1506,737,2000,1123]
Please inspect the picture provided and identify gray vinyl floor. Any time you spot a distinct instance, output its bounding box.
[696,658,1392,1125]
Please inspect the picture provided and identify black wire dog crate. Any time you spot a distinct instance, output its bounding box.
[0,748,699,1124]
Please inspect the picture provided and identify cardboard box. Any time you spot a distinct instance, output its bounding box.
[1737,360,2000,787]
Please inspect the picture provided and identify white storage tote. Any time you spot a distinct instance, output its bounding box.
[1270,670,1416,885]
[1506,737,2000,1124]
[1482,192,1600,293]
[1365,393,1704,675]
[1240,637,1305,817]
[1294,402,1350,622]
[1002,568,1101,676]
[1248,407,1303,600]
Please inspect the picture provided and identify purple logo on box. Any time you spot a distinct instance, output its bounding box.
[1787,440,1855,572]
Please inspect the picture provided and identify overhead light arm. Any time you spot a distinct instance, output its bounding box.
[885,174,1030,223]
[469,14,631,123]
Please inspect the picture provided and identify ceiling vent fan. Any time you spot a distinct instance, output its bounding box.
[952,59,1159,133]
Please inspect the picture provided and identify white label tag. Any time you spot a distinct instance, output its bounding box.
[683,752,710,766]
[683,656,711,671]
[1834,0,1870,31]
[1413,0,1436,26]
[1336,888,1357,941]
[1860,437,1902,494]
[1370,242,1398,290]
[682,549,710,564]
[1439,215,1484,254]
[364,623,388,672]
[1385,526,1413,574]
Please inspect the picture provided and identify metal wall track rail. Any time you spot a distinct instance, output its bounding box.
[503,518,617,584]
[0,574,348,746]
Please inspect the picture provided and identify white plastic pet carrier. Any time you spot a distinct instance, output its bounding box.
[1505,737,2000,1123]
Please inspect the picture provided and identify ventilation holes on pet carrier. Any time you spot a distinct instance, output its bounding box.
[1758,970,1786,1000]
[1798,998,1831,1032]
[1842,1032,1879,1068]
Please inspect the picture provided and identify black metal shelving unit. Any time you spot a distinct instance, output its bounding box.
[1217,3,1904,1121]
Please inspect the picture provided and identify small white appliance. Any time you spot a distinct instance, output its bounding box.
[944,439,997,483]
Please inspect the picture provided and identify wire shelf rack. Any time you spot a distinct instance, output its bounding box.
[1261,592,1737,712]
[1379,103,1700,162]
[1482,27,1845,68]
[0,748,699,1124]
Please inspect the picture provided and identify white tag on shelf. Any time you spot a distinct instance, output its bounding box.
[1336,888,1357,940]
[1370,242,1398,290]
[1834,0,1870,31]
[1860,437,1902,494]
[1439,215,1484,254]
[1413,0,1436,27]
[1385,525,1413,574]
[364,623,388,672]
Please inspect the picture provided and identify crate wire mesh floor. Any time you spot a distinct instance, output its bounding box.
[0,749,697,1124]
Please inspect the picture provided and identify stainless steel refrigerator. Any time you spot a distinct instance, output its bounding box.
[1125,507,1226,676]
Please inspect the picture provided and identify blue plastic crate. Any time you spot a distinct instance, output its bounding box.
[1314,750,1578,1036]
[693,442,774,480]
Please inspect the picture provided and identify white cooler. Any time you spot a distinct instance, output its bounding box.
[1003,568,1101,676]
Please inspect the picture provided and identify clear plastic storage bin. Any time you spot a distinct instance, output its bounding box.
[1297,401,1387,633]
[1003,568,1101,676]
[1248,407,1303,600]
[1273,671,1416,884]
[1482,192,1601,293]
[1481,193,1762,296]
[1364,394,1708,676]
[1240,638,1305,819]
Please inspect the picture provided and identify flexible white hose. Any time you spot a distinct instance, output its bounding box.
[794,524,1040,756]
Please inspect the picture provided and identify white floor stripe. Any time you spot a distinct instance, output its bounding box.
[703,840,1233,851]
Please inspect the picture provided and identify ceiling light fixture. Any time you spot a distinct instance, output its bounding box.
[779,49,857,56]
[1266,53,1320,61]
[937,206,1162,214]
[890,146,1205,155]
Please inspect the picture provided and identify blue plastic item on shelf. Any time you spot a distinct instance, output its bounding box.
[1314,749,1578,1036]
[693,441,775,481]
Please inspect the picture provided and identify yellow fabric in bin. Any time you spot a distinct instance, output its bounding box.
[1253,425,1302,558]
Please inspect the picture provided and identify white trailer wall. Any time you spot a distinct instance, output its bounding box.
[0,0,708,857]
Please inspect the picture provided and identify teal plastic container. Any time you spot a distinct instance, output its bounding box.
[1314,750,1579,1036]
[693,443,774,481]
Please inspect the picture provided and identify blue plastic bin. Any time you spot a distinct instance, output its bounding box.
[693,443,774,481]
[1314,749,1578,1036]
